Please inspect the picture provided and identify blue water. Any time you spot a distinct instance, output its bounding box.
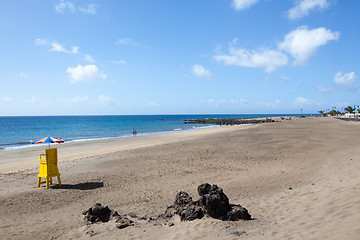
[0,114,307,151]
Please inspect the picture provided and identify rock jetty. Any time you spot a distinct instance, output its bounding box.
[184,118,276,125]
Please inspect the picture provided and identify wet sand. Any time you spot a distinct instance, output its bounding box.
[0,117,359,239]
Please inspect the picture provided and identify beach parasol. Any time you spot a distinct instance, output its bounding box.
[31,136,64,148]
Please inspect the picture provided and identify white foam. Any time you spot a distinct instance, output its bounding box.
[3,143,51,151]
[1,125,219,151]
[192,125,218,130]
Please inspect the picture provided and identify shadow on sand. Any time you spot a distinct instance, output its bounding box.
[52,182,104,190]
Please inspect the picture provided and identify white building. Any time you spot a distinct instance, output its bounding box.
[345,113,359,118]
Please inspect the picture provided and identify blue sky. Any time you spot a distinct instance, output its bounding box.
[0,0,359,115]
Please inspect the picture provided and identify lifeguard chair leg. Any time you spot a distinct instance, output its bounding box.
[46,177,50,189]
[57,175,62,186]
[37,177,41,188]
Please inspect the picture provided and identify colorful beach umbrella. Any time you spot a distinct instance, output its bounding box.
[31,136,64,148]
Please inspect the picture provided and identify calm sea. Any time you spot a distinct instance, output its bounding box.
[0,114,305,151]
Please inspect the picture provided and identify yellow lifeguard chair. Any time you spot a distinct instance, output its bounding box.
[37,148,62,189]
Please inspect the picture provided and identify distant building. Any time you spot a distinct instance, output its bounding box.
[345,113,359,118]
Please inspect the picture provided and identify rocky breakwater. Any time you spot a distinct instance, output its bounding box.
[184,118,276,125]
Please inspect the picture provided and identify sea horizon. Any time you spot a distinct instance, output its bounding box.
[0,112,314,117]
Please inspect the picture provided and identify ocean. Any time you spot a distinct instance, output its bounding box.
[0,114,305,151]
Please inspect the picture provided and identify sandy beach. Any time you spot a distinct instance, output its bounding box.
[0,117,359,240]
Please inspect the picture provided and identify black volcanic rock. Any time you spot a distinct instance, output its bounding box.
[198,184,230,219]
[179,203,204,221]
[173,191,194,215]
[224,204,251,221]
[84,203,112,223]
[115,217,134,229]
[170,183,251,221]
[172,191,204,221]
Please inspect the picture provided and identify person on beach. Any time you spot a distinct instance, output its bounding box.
[132,130,137,136]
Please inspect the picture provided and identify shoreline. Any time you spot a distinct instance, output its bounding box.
[0,124,218,152]
[0,116,290,173]
[0,123,256,173]
[0,115,308,151]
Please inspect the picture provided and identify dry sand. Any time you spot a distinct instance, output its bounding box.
[0,117,359,239]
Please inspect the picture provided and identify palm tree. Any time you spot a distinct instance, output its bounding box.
[344,106,356,114]
[318,110,326,117]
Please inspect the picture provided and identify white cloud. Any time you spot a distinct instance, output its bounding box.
[23,97,52,106]
[147,102,160,107]
[35,38,48,46]
[294,97,320,106]
[115,38,139,46]
[84,54,95,63]
[192,64,213,78]
[18,72,28,78]
[279,26,339,65]
[98,95,116,105]
[72,96,89,103]
[314,84,330,93]
[1,97,12,102]
[334,72,358,91]
[214,45,223,54]
[258,100,281,107]
[50,42,68,53]
[232,0,259,10]
[202,98,246,106]
[111,60,126,65]
[288,0,329,20]
[50,42,79,55]
[36,38,67,52]
[239,98,248,104]
[59,96,89,103]
[71,46,80,54]
[55,1,97,15]
[294,97,310,105]
[214,39,288,72]
[205,99,216,104]
[67,64,106,83]
[36,38,97,63]
[28,96,40,104]
[54,0,75,13]
[215,27,338,72]
[79,4,97,15]
[280,75,291,82]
